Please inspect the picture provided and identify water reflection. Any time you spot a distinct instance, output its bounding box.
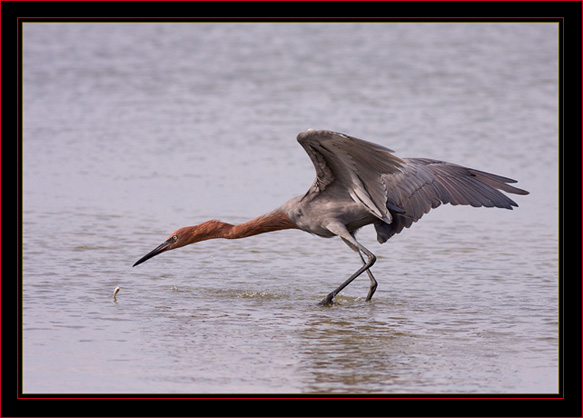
[300,309,408,393]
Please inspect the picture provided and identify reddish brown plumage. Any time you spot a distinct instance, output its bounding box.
[227,211,298,239]
[132,210,298,267]
[174,211,298,247]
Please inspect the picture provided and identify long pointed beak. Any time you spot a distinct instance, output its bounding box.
[133,237,174,267]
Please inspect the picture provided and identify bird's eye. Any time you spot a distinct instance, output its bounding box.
[172,235,178,242]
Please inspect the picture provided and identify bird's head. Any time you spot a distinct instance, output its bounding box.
[132,226,195,267]
[132,221,229,267]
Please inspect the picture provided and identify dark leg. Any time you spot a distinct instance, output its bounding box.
[319,223,377,306]
[358,251,378,301]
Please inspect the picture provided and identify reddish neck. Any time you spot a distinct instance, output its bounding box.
[185,211,297,244]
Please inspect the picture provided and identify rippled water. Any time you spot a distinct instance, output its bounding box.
[22,22,558,393]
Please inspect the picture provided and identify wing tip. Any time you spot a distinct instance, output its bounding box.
[297,129,326,141]
[297,129,345,143]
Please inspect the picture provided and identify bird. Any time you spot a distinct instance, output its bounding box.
[133,129,529,306]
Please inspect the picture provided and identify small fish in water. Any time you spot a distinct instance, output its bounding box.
[113,286,120,301]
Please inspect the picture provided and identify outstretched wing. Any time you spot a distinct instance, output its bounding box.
[375,158,530,242]
[297,129,405,223]
[296,130,529,243]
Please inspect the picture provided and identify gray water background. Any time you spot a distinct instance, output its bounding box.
[22,22,559,393]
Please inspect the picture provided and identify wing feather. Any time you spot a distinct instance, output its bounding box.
[376,158,529,243]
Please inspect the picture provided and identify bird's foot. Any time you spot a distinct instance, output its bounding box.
[318,294,334,307]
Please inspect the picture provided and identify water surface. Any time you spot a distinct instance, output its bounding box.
[22,22,559,394]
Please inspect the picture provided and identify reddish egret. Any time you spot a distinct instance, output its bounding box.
[133,130,528,305]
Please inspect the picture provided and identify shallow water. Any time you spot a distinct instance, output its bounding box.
[22,22,558,393]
